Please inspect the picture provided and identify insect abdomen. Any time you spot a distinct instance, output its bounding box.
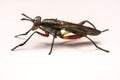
[83,26,101,35]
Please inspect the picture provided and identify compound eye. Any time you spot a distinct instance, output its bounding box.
[35,16,41,21]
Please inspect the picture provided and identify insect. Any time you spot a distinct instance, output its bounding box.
[11,13,109,55]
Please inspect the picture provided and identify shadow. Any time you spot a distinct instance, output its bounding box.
[12,37,100,52]
[33,40,100,49]
[11,40,101,55]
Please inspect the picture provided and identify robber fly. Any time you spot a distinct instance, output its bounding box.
[11,13,109,55]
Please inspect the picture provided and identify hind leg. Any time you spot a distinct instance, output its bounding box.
[60,31,81,39]
[79,20,96,29]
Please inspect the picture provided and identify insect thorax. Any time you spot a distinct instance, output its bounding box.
[41,19,61,24]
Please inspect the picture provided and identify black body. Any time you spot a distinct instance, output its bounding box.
[11,13,109,54]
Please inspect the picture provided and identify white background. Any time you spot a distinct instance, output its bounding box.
[0,0,120,80]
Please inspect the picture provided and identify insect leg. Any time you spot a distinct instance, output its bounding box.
[85,36,109,53]
[48,31,57,55]
[15,28,32,37]
[63,34,81,39]
[11,31,49,51]
[62,31,81,39]
[39,27,45,31]
[79,20,96,29]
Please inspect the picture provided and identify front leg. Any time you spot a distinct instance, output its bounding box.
[15,26,47,37]
[15,28,31,37]
[12,31,49,51]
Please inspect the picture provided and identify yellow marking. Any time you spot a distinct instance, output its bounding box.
[63,31,69,35]
[45,31,49,37]
[31,26,38,31]
[63,36,68,39]
[62,31,70,39]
